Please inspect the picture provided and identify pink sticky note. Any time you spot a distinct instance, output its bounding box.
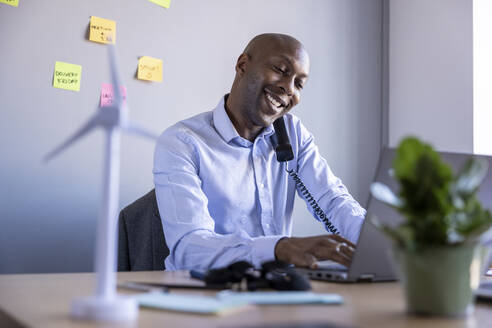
[100,83,127,107]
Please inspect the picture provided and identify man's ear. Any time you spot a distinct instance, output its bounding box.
[235,53,250,76]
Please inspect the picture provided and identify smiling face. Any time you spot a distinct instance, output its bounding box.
[226,34,310,140]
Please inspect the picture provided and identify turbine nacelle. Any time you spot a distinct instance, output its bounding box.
[100,104,129,128]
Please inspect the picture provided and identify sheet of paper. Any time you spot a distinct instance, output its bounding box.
[89,16,116,44]
[53,61,82,92]
[137,56,163,82]
[0,0,19,7]
[148,0,171,9]
[100,83,127,107]
[134,292,250,315]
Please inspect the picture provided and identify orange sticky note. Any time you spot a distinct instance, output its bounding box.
[148,0,171,9]
[0,0,19,7]
[137,56,163,82]
[89,16,116,44]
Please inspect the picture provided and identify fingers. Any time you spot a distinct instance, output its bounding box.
[287,251,318,269]
[330,249,352,267]
[314,237,354,258]
[338,246,353,263]
[332,239,355,259]
[311,236,355,265]
[311,237,336,258]
[303,253,318,269]
[330,234,356,249]
[329,235,356,261]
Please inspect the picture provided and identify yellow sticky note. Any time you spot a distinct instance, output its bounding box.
[148,0,171,9]
[0,0,19,7]
[89,16,116,44]
[53,61,82,92]
[138,56,163,82]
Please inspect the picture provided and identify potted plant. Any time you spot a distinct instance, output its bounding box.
[370,137,492,316]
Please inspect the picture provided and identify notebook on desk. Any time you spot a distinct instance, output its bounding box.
[296,148,492,283]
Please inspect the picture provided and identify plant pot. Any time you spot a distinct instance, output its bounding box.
[393,243,486,317]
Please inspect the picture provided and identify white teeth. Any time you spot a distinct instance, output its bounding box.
[266,93,282,108]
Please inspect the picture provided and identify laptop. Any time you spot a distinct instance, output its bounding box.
[296,148,492,283]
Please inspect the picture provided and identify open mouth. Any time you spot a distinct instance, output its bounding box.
[264,90,287,111]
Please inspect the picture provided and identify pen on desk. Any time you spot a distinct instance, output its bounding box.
[118,282,169,293]
[124,281,229,290]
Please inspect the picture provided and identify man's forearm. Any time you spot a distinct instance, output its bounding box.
[167,229,285,270]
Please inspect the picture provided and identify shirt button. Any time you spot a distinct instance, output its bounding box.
[260,183,265,188]
[265,223,271,229]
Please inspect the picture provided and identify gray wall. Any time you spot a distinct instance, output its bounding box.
[0,0,382,273]
[387,0,473,152]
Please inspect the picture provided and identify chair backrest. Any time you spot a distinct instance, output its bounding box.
[118,189,169,271]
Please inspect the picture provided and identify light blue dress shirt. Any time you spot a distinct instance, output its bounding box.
[153,96,366,270]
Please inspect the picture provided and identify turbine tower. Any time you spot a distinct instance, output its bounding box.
[45,45,157,322]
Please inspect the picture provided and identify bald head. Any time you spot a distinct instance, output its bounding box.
[243,33,306,60]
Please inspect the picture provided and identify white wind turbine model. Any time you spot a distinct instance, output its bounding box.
[45,45,157,322]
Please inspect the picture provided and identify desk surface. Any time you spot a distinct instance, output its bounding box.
[1,271,491,328]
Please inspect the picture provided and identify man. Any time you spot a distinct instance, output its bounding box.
[153,33,365,270]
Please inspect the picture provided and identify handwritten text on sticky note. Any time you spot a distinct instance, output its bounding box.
[0,0,19,7]
[138,56,163,82]
[148,0,171,9]
[53,61,82,92]
[89,16,116,44]
[100,83,127,107]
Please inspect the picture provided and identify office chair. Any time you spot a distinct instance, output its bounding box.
[118,189,169,271]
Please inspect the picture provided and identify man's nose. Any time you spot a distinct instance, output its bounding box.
[279,77,295,96]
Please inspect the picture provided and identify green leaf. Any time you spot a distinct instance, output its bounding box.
[370,182,403,208]
[370,215,414,249]
[453,158,488,197]
[454,200,492,240]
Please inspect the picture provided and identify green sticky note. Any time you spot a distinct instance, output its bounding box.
[53,61,82,92]
[148,0,171,9]
[0,0,19,7]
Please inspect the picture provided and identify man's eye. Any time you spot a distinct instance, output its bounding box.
[273,66,285,73]
[296,83,304,90]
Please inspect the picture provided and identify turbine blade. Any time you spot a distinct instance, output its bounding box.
[123,123,158,140]
[108,45,123,106]
[44,115,100,162]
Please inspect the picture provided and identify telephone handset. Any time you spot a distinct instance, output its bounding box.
[271,118,295,162]
[271,116,340,235]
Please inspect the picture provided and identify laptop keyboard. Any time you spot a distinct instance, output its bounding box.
[315,260,348,271]
[479,280,492,289]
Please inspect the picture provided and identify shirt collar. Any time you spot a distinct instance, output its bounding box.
[213,95,276,145]
[213,96,239,143]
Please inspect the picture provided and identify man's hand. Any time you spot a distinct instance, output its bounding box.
[274,235,356,268]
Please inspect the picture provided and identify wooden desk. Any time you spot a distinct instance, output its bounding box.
[0,271,491,328]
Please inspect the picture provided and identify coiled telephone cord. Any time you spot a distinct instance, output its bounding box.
[286,168,340,235]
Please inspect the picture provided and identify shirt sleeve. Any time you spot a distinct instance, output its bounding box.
[291,117,366,244]
[153,128,284,270]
